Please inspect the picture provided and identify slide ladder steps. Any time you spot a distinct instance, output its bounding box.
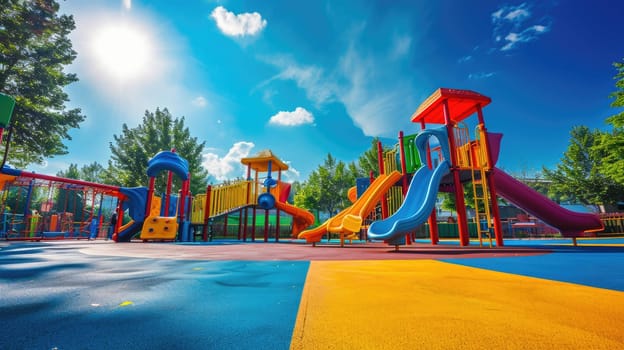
[471,167,493,248]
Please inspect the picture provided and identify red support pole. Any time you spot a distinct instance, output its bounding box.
[113,198,124,242]
[476,105,504,247]
[242,207,249,241]
[251,206,257,241]
[243,165,252,241]
[427,150,439,245]
[202,185,211,241]
[420,120,440,245]
[276,171,282,242]
[420,120,439,245]
[178,178,188,225]
[165,171,173,216]
[377,141,385,175]
[223,213,228,237]
[238,208,243,240]
[398,131,408,195]
[443,99,470,246]
[377,141,389,219]
[146,177,155,218]
[398,131,412,245]
[264,209,269,242]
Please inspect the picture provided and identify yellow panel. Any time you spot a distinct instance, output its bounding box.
[140,216,178,240]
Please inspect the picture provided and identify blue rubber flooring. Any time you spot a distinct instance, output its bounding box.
[0,243,309,350]
[443,244,624,292]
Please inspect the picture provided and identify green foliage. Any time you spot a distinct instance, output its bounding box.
[78,162,106,183]
[543,126,624,206]
[358,138,382,177]
[56,163,80,179]
[595,58,624,186]
[106,108,208,194]
[440,182,475,213]
[607,59,624,127]
[56,162,107,183]
[294,153,362,215]
[0,0,85,167]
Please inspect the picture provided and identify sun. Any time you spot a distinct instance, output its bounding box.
[91,23,153,82]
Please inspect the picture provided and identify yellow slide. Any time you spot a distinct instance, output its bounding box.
[298,171,402,246]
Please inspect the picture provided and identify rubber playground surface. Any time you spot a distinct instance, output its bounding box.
[1,238,623,349]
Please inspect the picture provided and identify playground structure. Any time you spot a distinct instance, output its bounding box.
[189,150,314,242]
[0,93,314,242]
[0,148,315,242]
[0,169,121,240]
[0,89,609,244]
[300,88,605,247]
[113,149,315,242]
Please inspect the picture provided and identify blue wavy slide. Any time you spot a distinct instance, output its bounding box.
[367,160,450,245]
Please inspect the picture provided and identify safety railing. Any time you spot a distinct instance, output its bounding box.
[454,125,472,168]
[600,213,624,234]
[383,147,399,175]
[454,124,491,170]
[191,180,255,224]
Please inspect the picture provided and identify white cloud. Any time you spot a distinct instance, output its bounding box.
[458,55,473,63]
[335,45,414,137]
[491,3,550,51]
[492,3,530,24]
[202,141,255,181]
[269,107,314,126]
[390,35,411,59]
[192,96,208,108]
[468,72,496,80]
[260,39,416,138]
[504,8,530,22]
[259,55,336,107]
[281,161,301,182]
[501,25,551,51]
[210,6,267,37]
[123,0,131,10]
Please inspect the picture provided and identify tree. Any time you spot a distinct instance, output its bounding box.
[56,163,80,179]
[595,58,624,186]
[57,162,107,183]
[543,126,624,208]
[358,137,396,177]
[107,108,208,195]
[79,162,106,183]
[0,0,85,167]
[294,153,360,217]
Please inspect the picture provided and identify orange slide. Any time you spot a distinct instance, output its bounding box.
[274,201,315,237]
[270,182,315,237]
[298,171,402,245]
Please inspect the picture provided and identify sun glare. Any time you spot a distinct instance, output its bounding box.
[91,23,153,82]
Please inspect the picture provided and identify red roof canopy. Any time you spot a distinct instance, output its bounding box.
[411,88,491,124]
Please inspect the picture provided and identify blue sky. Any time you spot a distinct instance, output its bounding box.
[28,0,623,184]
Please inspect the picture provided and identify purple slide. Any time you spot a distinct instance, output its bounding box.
[492,167,604,237]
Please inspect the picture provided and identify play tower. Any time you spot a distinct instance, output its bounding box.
[368,87,603,247]
[410,88,504,247]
